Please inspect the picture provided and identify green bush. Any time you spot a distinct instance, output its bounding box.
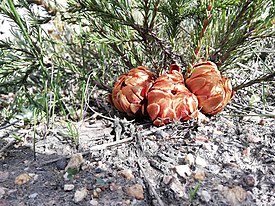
[0,0,274,123]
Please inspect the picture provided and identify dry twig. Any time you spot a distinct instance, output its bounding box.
[39,124,167,166]
[233,72,275,91]
[137,161,165,206]
[40,136,133,166]
[0,120,20,130]
[0,139,17,154]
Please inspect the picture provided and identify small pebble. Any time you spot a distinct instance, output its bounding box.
[169,180,186,198]
[193,170,206,181]
[63,172,70,181]
[162,175,173,185]
[118,169,135,179]
[0,187,6,199]
[154,131,167,139]
[95,168,102,174]
[201,190,211,202]
[242,147,251,157]
[90,199,98,206]
[7,189,17,195]
[81,161,91,170]
[243,113,261,122]
[243,175,256,187]
[64,184,75,191]
[203,143,212,151]
[217,184,224,191]
[247,134,261,143]
[195,156,207,167]
[258,119,265,125]
[28,193,38,199]
[212,144,219,152]
[74,188,88,203]
[175,165,191,177]
[56,159,67,170]
[125,184,144,200]
[65,153,84,172]
[124,199,131,205]
[222,186,247,205]
[97,161,103,167]
[95,187,102,193]
[185,153,195,165]
[213,129,223,135]
[109,182,119,192]
[33,174,38,182]
[93,190,99,198]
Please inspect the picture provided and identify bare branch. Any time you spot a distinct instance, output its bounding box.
[233,72,275,91]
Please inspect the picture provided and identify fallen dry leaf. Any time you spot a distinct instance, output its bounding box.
[221,186,247,205]
[193,170,206,181]
[65,153,84,172]
[15,173,32,186]
[118,169,135,180]
[125,184,144,200]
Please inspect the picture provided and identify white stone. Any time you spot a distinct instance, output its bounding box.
[74,188,88,203]
[64,184,75,191]
[185,153,195,165]
[0,187,6,199]
[212,144,219,152]
[217,184,225,192]
[201,190,211,202]
[90,199,99,205]
[195,156,208,167]
[175,165,191,177]
[28,193,38,199]
[203,143,212,151]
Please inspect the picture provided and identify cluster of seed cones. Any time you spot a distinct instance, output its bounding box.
[109,61,233,126]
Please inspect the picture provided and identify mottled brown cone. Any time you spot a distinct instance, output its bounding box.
[110,66,155,116]
[147,65,199,126]
[185,61,233,115]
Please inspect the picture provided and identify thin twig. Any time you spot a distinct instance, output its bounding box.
[137,161,165,206]
[228,103,275,117]
[148,31,187,68]
[141,125,168,136]
[0,120,20,130]
[90,79,112,92]
[84,73,115,121]
[39,124,164,166]
[233,72,275,91]
[40,122,165,166]
[0,139,17,154]
[40,137,133,166]
[89,137,133,150]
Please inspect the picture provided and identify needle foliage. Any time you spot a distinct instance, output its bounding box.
[0,0,274,121]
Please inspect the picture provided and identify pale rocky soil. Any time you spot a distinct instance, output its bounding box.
[0,92,274,206]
